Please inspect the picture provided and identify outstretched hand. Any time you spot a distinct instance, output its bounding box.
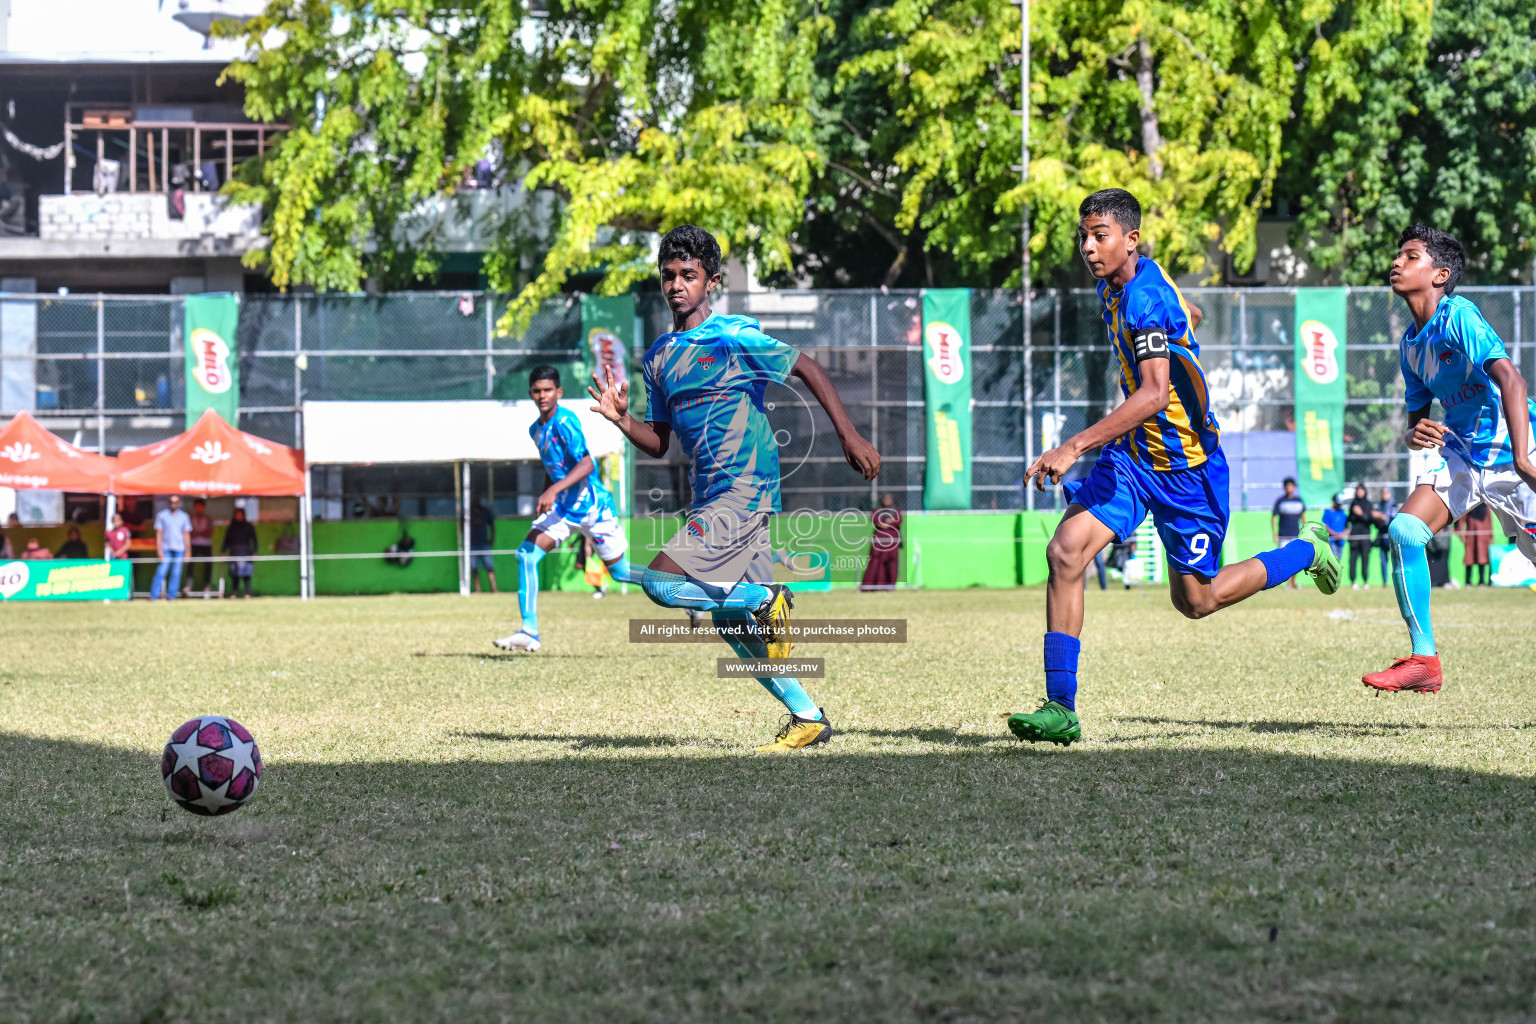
[1024,445,1078,491]
[587,367,629,423]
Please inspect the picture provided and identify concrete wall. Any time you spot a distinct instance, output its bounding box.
[38,193,261,243]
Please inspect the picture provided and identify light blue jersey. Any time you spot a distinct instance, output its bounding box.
[642,313,799,513]
[530,405,614,518]
[1400,295,1536,468]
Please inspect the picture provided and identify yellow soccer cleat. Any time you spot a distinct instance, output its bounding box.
[755,711,833,752]
[752,584,796,659]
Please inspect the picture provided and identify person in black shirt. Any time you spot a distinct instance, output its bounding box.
[222,507,259,599]
[1271,477,1306,590]
[55,526,89,560]
[1346,483,1375,588]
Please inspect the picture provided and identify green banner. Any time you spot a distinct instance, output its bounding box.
[921,289,973,510]
[184,293,241,428]
[580,295,636,518]
[1293,288,1347,507]
[0,559,131,601]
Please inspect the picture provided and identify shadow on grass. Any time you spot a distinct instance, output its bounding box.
[1113,716,1536,737]
[448,730,718,750]
[3,730,1535,1022]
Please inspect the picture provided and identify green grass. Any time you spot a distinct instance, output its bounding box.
[3,585,1536,1022]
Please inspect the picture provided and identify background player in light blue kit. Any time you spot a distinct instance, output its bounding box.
[1363,225,1536,694]
[588,225,881,752]
[1007,189,1341,746]
[493,366,638,653]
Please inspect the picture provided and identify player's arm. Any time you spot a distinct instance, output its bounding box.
[1026,328,1171,489]
[587,368,671,460]
[790,353,880,480]
[1187,301,1203,331]
[537,454,596,514]
[1488,357,1536,490]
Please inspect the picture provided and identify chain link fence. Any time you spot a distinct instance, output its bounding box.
[3,286,1531,513]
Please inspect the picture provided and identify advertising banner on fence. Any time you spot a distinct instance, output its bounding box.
[184,293,241,429]
[921,289,973,510]
[1293,288,1347,507]
[0,559,131,601]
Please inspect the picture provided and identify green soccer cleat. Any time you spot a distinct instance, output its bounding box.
[1299,521,1341,595]
[1007,699,1081,746]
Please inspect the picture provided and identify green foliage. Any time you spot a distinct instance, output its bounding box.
[224,0,827,332]
[1284,0,1533,284]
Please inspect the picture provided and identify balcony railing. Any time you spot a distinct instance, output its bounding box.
[64,104,286,195]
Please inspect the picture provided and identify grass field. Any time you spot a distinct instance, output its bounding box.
[3,584,1536,1023]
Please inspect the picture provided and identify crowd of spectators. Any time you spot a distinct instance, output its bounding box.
[2,496,269,599]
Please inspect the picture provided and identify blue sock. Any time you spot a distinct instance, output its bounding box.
[515,541,545,635]
[640,569,771,612]
[713,610,820,718]
[1255,538,1315,589]
[1044,631,1080,711]
[1389,513,1436,655]
[604,556,637,584]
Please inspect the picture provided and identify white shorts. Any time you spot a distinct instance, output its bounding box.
[1417,447,1536,562]
[530,505,628,562]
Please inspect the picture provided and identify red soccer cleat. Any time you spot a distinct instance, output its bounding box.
[1363,654,1443,694]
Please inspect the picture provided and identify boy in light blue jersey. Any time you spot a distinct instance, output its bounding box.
[1007,189,1340,746]
[588,225,881,751]
[493,365,638,653]
[1363,225,1536,694]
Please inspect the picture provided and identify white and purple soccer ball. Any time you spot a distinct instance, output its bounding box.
[160,715,263,816]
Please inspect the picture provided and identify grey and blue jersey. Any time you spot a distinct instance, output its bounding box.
[530,405,614,518]
[642,313,799,514]
[1400,295,1536,469]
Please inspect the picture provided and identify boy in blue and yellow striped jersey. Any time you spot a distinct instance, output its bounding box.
[1007,189,1342,746]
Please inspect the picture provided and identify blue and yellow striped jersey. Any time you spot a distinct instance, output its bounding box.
[1097,256,1221,471]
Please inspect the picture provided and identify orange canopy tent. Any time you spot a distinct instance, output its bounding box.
[110,410,305,497]
[0,410,118,491]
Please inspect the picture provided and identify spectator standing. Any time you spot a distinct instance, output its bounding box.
[860,494,903,591]
[185,499,215,597]
[0,531,11,559]
[151,495,192,601]
[1270,477,1307,590]
[1321,493,1349,561]
[106,513,131,561]
[221,506,258,599]
[1372,487,1397,586]
[1346,483,1375,589]
[21,537,52,559]
[469,498,497,593]
[1454,502,1492,587]
[55,526,88,560]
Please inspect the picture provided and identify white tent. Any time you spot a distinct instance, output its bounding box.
[299,400,628,598]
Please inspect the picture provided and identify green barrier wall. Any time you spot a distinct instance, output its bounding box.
[9,511,1471,597]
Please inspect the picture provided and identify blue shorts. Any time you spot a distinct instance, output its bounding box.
[470,551,495,571]
[1064,444,1229,577]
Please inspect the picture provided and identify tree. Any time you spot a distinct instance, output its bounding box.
[224,0,828,331]
[1283,0,1534,284]
[838,0,1427,290]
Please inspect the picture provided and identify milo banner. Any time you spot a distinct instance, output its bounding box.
[1293,288,1347,507]
[183,293,240,429]
[921,288,973,510]
[0,559,131,602]
[581,295,635,518]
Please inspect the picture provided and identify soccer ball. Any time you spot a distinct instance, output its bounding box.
[161,715,263,816]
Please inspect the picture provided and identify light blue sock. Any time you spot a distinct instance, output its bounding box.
[1389,513,1436,656]
[640,569,771,612]
[604,556,638,584]
[712,610,820,718]
[516,541,546,636]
